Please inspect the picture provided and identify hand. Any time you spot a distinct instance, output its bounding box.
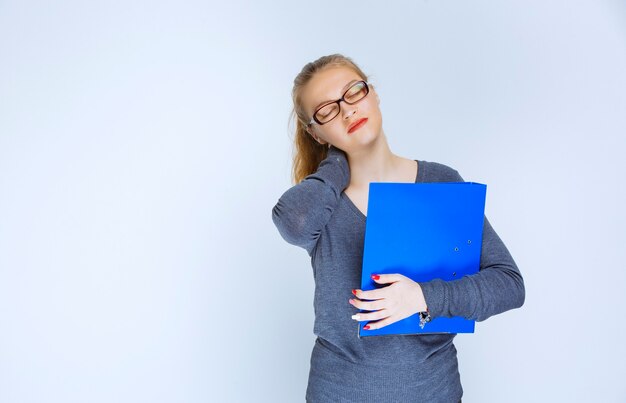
[349,273,428,330]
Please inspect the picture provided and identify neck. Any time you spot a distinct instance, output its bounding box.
[345,130,400,188]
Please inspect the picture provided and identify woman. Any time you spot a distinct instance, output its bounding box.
[271,54,525,403]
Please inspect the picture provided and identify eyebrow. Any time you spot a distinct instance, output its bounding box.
[313,79,360,111]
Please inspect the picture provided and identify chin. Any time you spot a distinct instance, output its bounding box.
[356,123,382,140]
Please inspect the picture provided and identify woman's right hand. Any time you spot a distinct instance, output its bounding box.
[271,144,351,254]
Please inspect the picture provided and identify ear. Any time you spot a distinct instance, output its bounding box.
[306,125,316,138]
[305,125,315,139]
[307,126,327,146]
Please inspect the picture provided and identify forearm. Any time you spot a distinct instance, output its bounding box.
[271,146,350,255]
[419,215,525,322]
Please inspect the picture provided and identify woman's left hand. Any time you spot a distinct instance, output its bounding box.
[350,273,428,330]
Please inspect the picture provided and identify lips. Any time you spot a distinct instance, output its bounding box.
[348,118,368,134]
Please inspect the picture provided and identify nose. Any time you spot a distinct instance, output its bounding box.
[341,103,358,120]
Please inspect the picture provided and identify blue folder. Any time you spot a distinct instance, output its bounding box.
[358,181,487,337]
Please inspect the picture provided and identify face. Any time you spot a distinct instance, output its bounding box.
[301,66,382,152]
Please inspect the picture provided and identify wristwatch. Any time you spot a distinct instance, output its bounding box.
[418,307,431,329]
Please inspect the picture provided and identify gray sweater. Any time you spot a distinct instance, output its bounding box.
[271,146,525,402]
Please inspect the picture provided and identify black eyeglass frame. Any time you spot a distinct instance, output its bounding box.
[307,80,370,127]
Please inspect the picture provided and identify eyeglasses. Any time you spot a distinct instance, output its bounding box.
[307,80,370,127]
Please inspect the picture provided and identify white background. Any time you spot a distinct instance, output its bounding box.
[1,1,625,402]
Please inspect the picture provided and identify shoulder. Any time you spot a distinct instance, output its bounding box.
[418,159,464,182]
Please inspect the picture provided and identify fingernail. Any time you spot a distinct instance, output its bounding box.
[351,289,357,295]
[371,274,380,280]
[349,299,353,304]
[351,314,360,320]
[363,325,370,330]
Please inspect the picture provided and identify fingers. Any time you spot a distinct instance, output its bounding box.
[352,272,407,300]
[351,308,389,322]
[371,273,407,284]
[349,297,385,311]
[350,304,396,331]
[352,287,385,301]
[361,315,395,330]
[349,273,411,330]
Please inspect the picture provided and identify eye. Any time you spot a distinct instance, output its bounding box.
[319,108,332,118]
[318,104,337,116]
[315,103,339,122]
[345,83,366,101]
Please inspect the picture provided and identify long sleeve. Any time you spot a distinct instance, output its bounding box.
[271,146,350,256]
[418,170,526,322]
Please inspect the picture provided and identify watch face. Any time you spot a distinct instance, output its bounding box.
[419,314,429,329]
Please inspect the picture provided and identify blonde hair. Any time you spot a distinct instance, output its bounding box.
[288,54,370,184]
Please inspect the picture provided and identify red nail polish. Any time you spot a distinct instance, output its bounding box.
[352,289,356,295]
[371,274,380,280]
[363,325,370,330]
